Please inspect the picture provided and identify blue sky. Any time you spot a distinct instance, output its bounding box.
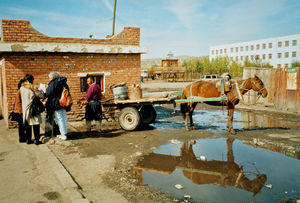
[0,0,299,59]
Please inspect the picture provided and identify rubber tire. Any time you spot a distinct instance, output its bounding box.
[119,107,141,131]
[140,105,157,125]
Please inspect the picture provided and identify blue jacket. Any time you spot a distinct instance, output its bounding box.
[45,77,69,113]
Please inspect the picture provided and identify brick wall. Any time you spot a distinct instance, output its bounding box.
[1,19,140,45]
[4,52,141,128]
[1,19,142,128]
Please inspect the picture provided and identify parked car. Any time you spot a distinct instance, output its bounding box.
[200,74,222,81]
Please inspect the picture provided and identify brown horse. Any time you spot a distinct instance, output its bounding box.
[180,75,268,134]
[132,138,267,196]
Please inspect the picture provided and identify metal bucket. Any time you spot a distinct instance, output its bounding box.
[113,85,129,100]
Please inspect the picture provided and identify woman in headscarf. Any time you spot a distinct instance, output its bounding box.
[20,74,42,145]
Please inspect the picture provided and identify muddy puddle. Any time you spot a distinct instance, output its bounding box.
[130,106,300,202]
[152,105,300,131]
[133,138,300,202]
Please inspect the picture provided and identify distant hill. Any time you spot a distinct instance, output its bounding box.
[141,55,196,68]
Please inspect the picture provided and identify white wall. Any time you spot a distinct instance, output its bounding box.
[210,34,300,68]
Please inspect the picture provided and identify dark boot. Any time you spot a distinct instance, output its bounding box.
[33,125,42,145]
[25,121,33,144]
[18,120,26,143]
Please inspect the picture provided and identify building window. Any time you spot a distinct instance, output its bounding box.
[80,75,104,92]
[235,56,238,61]
[240,46,244,52]
[230,57,233,60]
[277,53,282,58]
[262,44,266,49]
[292,40,297,46]
[277,64,281,68]
[231,48,233,53]
[262,54,266,59]
[284,52,289,58]
[268,54,272,59]
[216,50,218,54]
[245,56,249,60]
[235,47,238,52]
[251,55,254,60]
[268,43,272,48]
[256,44,260,50]
[245,46,249,51]
[278,41,282,47]
[224,48,227,54]
[292,51,296,57]
[211,50,214,55]
[284,64,288,68]
[251,45,254,50]
[285,41,289,47]
[255,55,260,60]
[240,56,243,60]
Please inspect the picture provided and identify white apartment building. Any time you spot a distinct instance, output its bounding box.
[209,34,300,68]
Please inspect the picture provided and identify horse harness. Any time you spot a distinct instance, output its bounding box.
[188,79,232,105]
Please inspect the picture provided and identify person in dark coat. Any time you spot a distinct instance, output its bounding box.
[45,71,69,140]
[85,76,102,132]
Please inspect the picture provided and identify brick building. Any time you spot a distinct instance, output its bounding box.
[0,19,146,128]
[161,53,178,72]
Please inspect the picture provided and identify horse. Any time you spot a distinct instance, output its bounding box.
[180,75,268,134]
[132,138,267,196]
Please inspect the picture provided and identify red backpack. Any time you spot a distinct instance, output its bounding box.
[59,87,72,108]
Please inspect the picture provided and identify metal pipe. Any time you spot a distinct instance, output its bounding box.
[112,0,117,36]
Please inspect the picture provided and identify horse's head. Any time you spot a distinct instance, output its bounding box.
[250,75,268,98]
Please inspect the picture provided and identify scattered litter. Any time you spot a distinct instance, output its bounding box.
[285,191,288,194]
[128,143,133,145]
[170,139,181,145]
[265,184,272,189]
[200,156,206,161]
[174,184,184,190]
[136,151,142,156]
[151,147,157,150]
[184,195,192,199]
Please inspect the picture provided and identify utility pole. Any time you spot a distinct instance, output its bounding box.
[112,0,117,36]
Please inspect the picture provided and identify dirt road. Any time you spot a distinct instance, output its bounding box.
[1,80,299,202]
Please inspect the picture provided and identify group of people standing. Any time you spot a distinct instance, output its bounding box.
[13,71,102,144]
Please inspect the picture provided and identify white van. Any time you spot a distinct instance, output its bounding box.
[200,74,222,81]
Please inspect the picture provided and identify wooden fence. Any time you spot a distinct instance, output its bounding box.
[243,67,300,113]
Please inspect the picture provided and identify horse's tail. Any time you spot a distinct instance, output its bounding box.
[180,90,187,119]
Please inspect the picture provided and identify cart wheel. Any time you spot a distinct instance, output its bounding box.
[119,107,141,131]
[140,105,157,125]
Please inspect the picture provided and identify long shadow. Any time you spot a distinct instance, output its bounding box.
[67,129,123,140]
[235,127,291,132]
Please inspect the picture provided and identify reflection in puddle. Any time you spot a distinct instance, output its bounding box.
[240,111,300,129]
[132,138,300,202]
[243,139,300,160]
[152,107,300,131]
